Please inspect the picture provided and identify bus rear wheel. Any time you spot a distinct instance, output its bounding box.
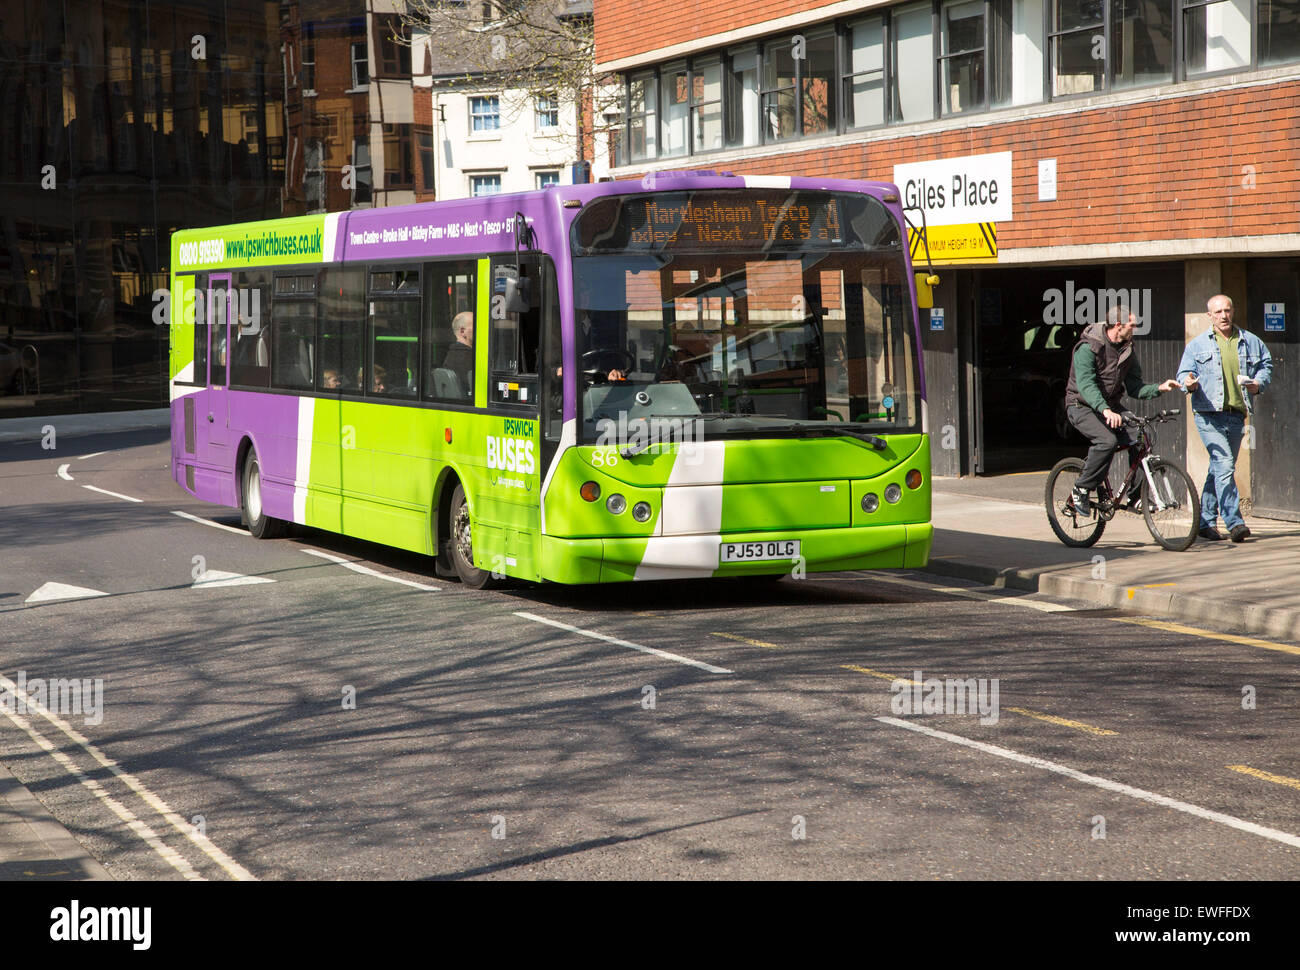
[242,451,287,539]
[449,483,496,589]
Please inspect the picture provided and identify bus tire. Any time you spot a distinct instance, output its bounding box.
[242,451,287,539]
[449,483,496,589]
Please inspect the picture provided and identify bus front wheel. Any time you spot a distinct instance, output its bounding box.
[242,452,287,539]
[449,483,495,589]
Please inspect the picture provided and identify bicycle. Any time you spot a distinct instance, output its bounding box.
[1045,409,1199,551]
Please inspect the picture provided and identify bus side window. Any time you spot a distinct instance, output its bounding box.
[233,269,272,388]
[189,273,208,383]
[488,255,547,408]
[318,266,364,392]
[271,273,316,391]
[367,266,420,398]
[424,260,478,403]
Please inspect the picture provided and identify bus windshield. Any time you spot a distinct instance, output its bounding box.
[571,190,920,445]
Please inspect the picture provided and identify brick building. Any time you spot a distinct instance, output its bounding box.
[280,0,422,214]
[594,0,1300,517]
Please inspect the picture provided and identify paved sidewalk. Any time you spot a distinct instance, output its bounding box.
[0,763,111,880]
[930,474,1300,641]
[0,407,169,443]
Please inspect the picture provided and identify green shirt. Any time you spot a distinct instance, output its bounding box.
[1214,330,1245,413]
[1072,342,1159,414]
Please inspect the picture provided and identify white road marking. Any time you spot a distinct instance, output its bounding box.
[171,510,249,536]
[57,464,73,481]
[191,569,274,589]
[0,703,203,880]
[76,452,106,460]
[302,549,440,591]
[515,611,734,674]
[25,582,110,604]
[0,674,256,881]
[863,572,1075,612]
[877,716,1300,849]
[81,484,143,503]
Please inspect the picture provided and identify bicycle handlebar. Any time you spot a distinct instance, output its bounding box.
[1121,409,1181,426]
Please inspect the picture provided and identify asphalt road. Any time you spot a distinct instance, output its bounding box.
[1,428,1297,881]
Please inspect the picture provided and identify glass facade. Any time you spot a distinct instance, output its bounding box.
[0,0,285,418]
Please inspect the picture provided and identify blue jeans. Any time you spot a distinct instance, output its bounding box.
[1193,410,1246,530]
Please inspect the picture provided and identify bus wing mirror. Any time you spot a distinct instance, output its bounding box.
[495,265,532,314]
[915,272,940,310]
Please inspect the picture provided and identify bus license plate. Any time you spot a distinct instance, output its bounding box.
[719,540,800,563]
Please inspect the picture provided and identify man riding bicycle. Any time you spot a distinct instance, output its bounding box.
[1064,304,1181,514]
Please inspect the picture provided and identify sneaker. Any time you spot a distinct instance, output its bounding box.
[1198,526,1227,541]
[1071,486,1090,516]
[1229,524,1251,543]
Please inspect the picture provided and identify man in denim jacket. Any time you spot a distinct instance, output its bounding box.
[1176,294,1273,542]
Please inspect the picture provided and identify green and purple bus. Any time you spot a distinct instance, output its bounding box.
[169,171,932,586]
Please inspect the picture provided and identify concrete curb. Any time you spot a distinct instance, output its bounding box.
[0,762,113,880]
[923,557,1300,641]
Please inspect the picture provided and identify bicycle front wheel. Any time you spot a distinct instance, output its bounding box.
[1045,458,1105,547]
[1141,459,1199,551]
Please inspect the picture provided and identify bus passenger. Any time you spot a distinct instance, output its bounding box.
[442,311,474,396]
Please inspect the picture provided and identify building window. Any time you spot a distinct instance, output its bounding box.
[660,61,689,156]
[470,173,502,196]
[801,30,837,134]
[469,95,500,132]
[376,14,411,76]
[760,39,799,140]
[1050,0,1105,95]
[305,139,325,211]
[691,57,723,152]
[302,35,316,93]
[628,72,657,160]
[1111,0,1173,87]
[353,138,372,204]
[417,127,434,191]
[1184,0,1252,75]
[535,170,560,189]
[726,46,761,147]
[893,3,937,122]
[535,94,559,129]
[941,1,987,113]
[844,17,886,129]
[998,0,1044,107]
[1258,0,1300,65]
[384,123,414,188]
[1052,0,1172,94]
[351,41,369,88]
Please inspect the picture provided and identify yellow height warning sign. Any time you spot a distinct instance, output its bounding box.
[908,222,997,264]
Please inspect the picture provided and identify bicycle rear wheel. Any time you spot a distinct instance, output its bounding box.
[1045,458,1106,547]
[1141,459,1199,551]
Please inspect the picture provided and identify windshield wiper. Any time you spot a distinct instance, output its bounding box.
[770,424,889,450]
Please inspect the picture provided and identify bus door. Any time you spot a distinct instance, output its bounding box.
[205,272,232,455]
[480,254,553,579]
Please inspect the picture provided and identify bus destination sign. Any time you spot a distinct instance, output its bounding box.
[628,198,842,248]
[572,192,897,255]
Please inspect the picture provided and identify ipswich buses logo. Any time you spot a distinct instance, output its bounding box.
[487,418,536,486]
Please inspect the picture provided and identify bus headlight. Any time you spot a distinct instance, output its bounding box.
[861,493,880,513]
[884,483,903,504]
[632,501,652,522]
[606,494,627,514]
[580,481,601,502]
